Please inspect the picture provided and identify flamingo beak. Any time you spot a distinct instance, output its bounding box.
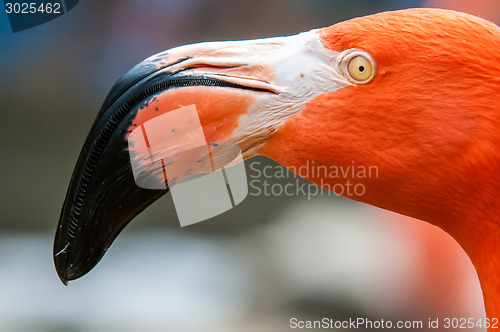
[54,30,349,284]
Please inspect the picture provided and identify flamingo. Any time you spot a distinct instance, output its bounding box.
[54,8,500,324]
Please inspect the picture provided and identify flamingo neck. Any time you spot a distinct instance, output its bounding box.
[261,152,500,325]
[453,220,500,324]
[361,180,500,324]
[361,193,500,324]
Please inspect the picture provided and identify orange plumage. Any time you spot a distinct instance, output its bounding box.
[55,8,500,326]
[261,9,500,321]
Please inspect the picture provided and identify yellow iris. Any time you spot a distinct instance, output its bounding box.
[348,55,373,83]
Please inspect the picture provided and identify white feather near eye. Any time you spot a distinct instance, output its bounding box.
[229,31,354,156]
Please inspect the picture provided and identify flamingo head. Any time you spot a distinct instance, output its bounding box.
[263,9,500,228]
[54,8,500,285]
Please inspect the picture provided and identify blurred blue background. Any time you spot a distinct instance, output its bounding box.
[0,1,496,331]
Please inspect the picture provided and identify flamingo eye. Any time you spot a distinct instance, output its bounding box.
[348,55,373,83]
[341,50,377,84]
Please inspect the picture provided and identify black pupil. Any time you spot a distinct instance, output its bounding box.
[359,66,365,72]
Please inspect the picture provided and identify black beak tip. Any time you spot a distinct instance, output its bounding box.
[59,275,69,286]
[53,60,191,283]
[54,245,69,286]
[55,266,69,286]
